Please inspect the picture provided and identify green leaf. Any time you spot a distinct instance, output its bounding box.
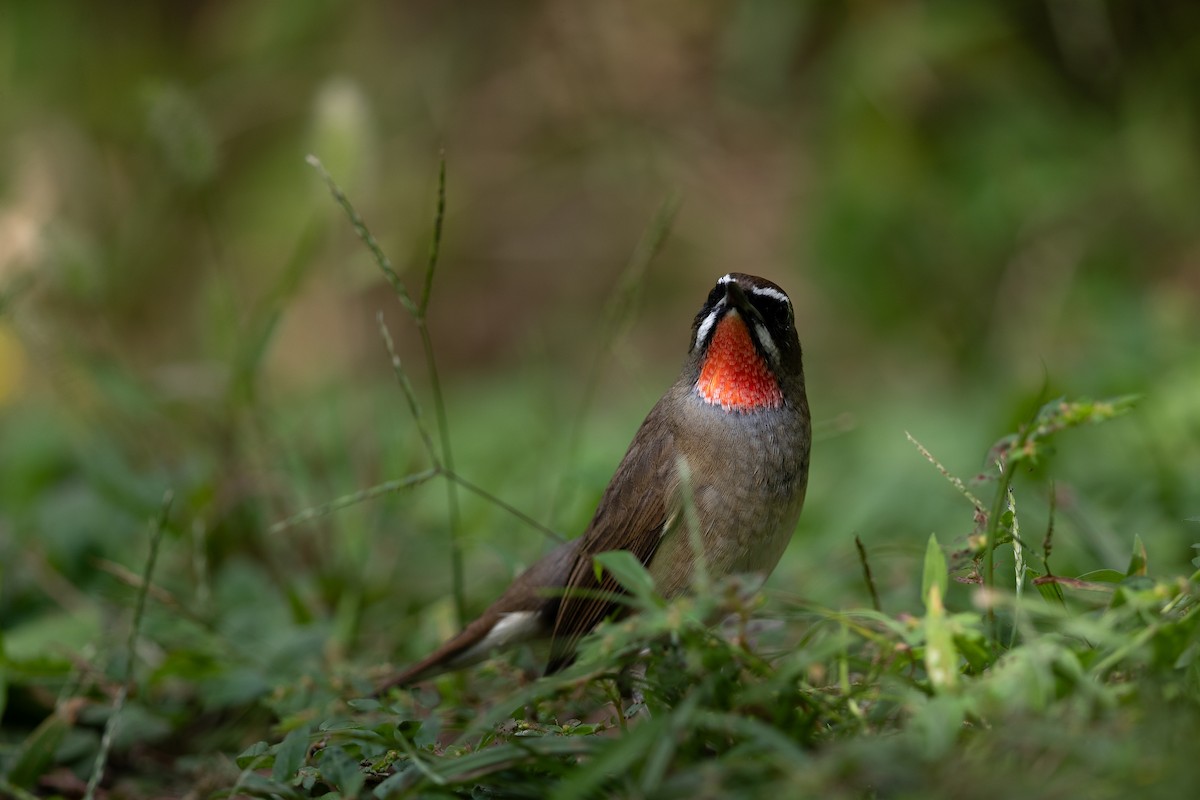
[593,551,657,605]
[1026,568,1066,607]
[1076,569,1127,584]
[955,633,993,673]
[234,772,304,799]
[923,584,959,691]
[2,608,103,662]
[346,698,382,712]
[552,716,667,800]
[272,726,311,784]
[316,746,365,797]
[236,740,272,769]
[431,737,594,787]
[922,533,948,608]
[1109,576,1157,610]
[7,712,71,789]
[373,770,412,798]
[1174,640,1200,670]
[1126,535,1148,577]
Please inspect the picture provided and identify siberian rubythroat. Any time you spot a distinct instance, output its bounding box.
[377,273,810,690]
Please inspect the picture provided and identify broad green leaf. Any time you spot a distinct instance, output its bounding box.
[272,725,312,784]
[1077,569,1127,584]
[317,746,365,797]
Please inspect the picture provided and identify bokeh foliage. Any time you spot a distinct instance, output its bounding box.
[1,2,1199,797]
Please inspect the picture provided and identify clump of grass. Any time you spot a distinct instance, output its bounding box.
[242,496,1199,797]
[226,171,1199,799]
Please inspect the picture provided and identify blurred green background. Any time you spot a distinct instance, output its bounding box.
[2,0,1199,787]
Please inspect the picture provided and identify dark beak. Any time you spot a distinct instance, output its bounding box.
[723,280,762,323]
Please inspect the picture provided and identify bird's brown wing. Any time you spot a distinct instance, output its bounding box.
[546,411,678,673]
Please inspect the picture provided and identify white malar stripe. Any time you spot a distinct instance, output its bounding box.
[753,320,779,362]
[453,610,543,666]
[750,285,790,306]
[694,307,720,349]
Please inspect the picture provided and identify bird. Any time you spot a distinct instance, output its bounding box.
[376,272,810,691]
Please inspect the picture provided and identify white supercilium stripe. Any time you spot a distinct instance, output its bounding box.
[750,285,790,306]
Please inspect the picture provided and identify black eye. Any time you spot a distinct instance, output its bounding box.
[751,294,792,332]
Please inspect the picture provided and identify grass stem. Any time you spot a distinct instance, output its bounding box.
[84,491,173,800]
[308,152,465,625]
[854,535,882,612]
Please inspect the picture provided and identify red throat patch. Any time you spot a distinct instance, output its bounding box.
[695,314,782,411]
